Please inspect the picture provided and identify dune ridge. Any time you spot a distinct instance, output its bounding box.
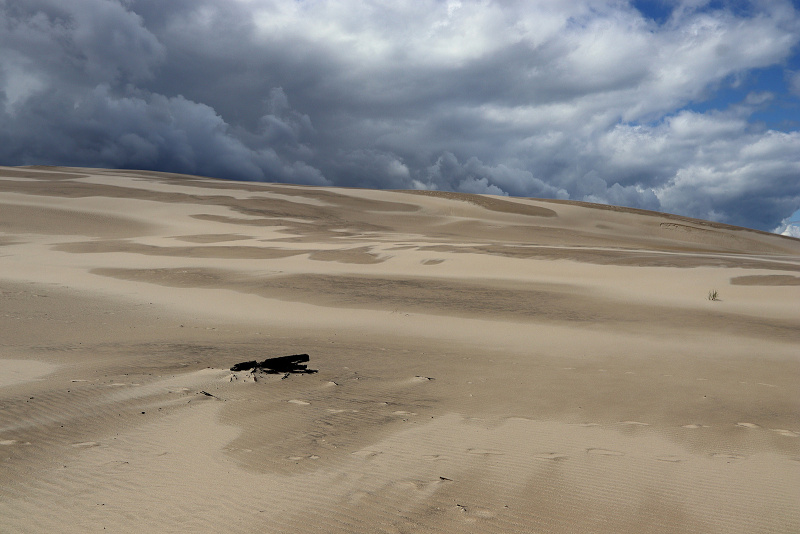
[1,166,798,533]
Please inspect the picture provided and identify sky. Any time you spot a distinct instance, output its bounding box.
[1,0,800,234]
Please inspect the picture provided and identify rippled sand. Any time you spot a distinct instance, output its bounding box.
[1,166,799,533]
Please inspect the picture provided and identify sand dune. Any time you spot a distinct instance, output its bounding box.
[1,166,798,533]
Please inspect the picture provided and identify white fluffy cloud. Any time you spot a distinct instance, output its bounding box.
[2,0,800,230]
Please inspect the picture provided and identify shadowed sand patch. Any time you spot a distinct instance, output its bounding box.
[189,213,386,241]
[419,244,800,271]
[0,172,394,239]
[0,359,57,388]
[400,190,557,217]
[91,268,800,341]
[658,222,747,248]
[308,247,387,264]
[237,414,797,533]
[5,167,795,256]
[172,234,254,244]
[730,274,800,286]
[0,167,89,180]
[0,202,156,238]
[55,240,307,259]
[258,185,421,213]
[2,168,800,533]
[164,176,421,213]
[190,213,289,227]
[59,240,386,265]
[539,197,800,239]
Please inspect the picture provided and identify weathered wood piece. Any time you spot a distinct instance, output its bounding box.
[230,354,317,374]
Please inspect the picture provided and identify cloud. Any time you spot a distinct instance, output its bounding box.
[773,208,800,237]
[2,0,800,230]
[1,83,328,184]
[598,112,800,228]
[419,152,569,199]
[776,221,800,238]
[0,0,164,94]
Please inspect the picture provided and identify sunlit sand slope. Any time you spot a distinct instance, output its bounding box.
[1,166,798,533]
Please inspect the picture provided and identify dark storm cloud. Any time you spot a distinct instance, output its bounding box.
[2,0,800,230]
[0,0,328,184]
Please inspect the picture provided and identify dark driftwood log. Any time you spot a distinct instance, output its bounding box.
[230,360,258,372]
[230,354,317,374]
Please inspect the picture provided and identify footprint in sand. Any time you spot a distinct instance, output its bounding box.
[712,453,746,461]
[587,448,624,456]
[399,479,434,491]
[533,452,569,461]
[656,455,683,463]
[347,491,373,504]
[410,376,435,383]
[288,399,310,406]
[770,429,799,438]
[71,441,100,448]
[352,450,382,459]
[682,424,709,429]
[288,455,320,461]
[456,505,496,521]
[618,421,650,427]
[471,509,496,519]
[101,460,132,470]
[736,422,759,429]
[467,448,505,456]
[423,454,449,461]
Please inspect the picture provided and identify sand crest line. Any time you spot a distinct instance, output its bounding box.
[1,167,799,533]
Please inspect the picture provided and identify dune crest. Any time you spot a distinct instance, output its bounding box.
[1,166,798,533]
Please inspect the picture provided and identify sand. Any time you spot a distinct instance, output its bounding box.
[1,165,798,533]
